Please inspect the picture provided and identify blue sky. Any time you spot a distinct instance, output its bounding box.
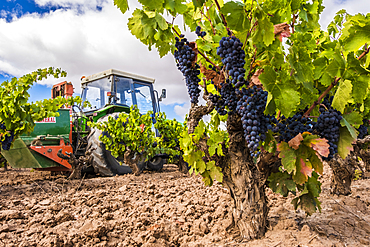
[0,0,369,121]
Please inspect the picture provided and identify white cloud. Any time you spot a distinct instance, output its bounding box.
[34,0,107,8]
[0,2,188,113]
[320,0,370,29]
[174,103,190,121]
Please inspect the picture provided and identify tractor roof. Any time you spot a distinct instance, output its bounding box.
[81,69,155,84]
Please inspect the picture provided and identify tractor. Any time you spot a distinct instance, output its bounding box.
[1,69,167,176]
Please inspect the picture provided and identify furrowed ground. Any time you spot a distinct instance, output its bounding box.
[1,164,370,247]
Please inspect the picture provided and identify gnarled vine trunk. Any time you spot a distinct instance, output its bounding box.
[187,102,279,240]
[356,136,370,176]
[220,114,269,240]
[329,136,370,195]
[328,154,355,196]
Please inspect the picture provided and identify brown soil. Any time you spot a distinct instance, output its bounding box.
[1,165,370,247]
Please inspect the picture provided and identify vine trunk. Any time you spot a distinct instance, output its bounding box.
[220,114,269,240]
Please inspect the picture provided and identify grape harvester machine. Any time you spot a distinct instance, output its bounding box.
[1,69,167,176]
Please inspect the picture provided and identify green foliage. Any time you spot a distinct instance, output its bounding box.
[65,96,92,110]
[354,169,362,181]
[154,112,184,163]
[270,133,327,214]
[291,172,322,215]
[180,111,227,186]
[90,106,182,162]
[0,68,67,146]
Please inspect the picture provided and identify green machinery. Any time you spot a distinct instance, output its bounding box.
[2,69,167,176]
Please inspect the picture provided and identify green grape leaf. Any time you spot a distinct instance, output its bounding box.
[352,75,370,104]
[128,9,146,40]
[263,130,277,153]
[208,163,223,183]
[253,8,274,46]
[193,120,206,141]
[259,66,300,117]
[332,79,353,114]
[292,172,322,215]
[207,131,225,156]
[220,1,250,32]
[138,0,164,10]
[114,0,129,14]
[342,111,363,129]
[340,118,358,139]
[337,125,356,159]
[268,171,296,197]
[277,142,297,174]
[341,14,370,52]
[202,171,212,186]
[155,13,168,30]
[192,0,205,10]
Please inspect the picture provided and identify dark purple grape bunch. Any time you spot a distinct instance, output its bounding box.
[319,95,334,113]
[217,36,246,88]
[236,86,270,157]
[275,111,314,143]
[195,26,206,38]
[208,93,227,115]
[357,120,368,139]
[313,109,342,160]
[220,80,238,114]
[174,35,201,104]
[0,122,14,151]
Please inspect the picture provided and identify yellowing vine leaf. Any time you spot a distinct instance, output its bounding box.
[309,138,330,158]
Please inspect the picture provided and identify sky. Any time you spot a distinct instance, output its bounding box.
[0,0,369,122]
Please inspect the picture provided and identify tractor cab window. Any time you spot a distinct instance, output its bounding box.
[82,78,110,111]
[115,77,133,107]
[133,83,153,114]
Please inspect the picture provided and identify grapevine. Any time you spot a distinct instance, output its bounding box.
[0,68,67,150]
[116,0,370,240]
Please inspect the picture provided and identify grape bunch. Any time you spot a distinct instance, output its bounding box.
[217,36,246,88]
[174,36,201,104]
[319,95,334,113]
[236,86,271,157]
[219,80,238,113]
[357,124,368,139]
[0,123,14,151]
[208,93,227,115]
[313,109,342,160]
[195,26,206,38]
[274,111,314,142]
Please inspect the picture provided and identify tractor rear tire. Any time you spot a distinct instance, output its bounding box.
[147,157,165,171]
[85,113,146,176]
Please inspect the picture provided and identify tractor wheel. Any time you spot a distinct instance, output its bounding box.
[147,156,165,171]
[85,113,146,176]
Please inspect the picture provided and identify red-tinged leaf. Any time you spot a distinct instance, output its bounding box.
[277,142,297,174]
[300,158,313,178]
[288,133,304,150]
[274,23,291,40]
[293,158,307,184]
[277,141,289,152]
[140,124,145,132]
[310,138,330,158]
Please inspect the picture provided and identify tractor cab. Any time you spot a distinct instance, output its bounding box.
[80,69,165,119]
